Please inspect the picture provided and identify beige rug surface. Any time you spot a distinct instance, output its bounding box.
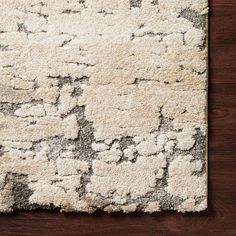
[0,0,208,213]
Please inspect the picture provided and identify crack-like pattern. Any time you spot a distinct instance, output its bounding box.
[0,0,208,213]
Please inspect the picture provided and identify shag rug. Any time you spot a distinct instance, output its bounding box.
[0,0,208,213]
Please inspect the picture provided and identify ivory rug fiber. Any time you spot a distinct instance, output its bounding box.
[0,0,208,213]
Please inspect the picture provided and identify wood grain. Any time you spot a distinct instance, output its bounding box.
[0,2,235,236]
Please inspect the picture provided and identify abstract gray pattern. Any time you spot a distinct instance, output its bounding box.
[0,0,208,213]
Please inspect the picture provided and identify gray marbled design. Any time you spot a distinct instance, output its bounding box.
[0,0,208,213]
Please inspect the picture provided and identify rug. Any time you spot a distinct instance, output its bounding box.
[0,0,208,213]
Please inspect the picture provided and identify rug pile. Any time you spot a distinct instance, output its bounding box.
[0,0,208,213]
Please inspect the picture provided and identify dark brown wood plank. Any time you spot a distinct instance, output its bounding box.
[0,3,235,236]
[209,6,236,83]
[211,0,236,6]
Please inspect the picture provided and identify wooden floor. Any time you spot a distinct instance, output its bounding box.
[0,1,235,235]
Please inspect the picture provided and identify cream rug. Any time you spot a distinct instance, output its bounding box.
[0,0,208,213]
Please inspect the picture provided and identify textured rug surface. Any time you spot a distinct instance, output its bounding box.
[0,0,208,213]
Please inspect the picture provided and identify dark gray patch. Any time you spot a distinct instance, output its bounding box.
[0,103,20,116]
[179,9,207,29]
[190,129,207,176]
[156,162,169,189]
[71,105,96,161]
[130,0,142,8]
[74,106,95,195]
[76,171,92,196]
[73,76,89,97]
[159,193,183,210]
[66,81,92,161]
[159,108,174,132]
[118,136,136,152]
[41,137,73,161]
[79,0,86,5]
[159,116,174,132]
[151,0,159,5]
[189,128,207,160]
[28,203,58,211]
[5,173,33,210]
